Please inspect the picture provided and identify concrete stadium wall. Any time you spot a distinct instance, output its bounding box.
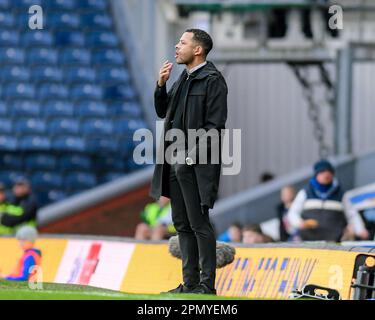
[1,235,373,300]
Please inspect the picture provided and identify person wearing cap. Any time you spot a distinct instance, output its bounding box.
[287,159,368,242]
[0,178,38,235]
[0,226,42,282]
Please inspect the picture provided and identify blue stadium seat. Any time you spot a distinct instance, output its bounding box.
[60,48,91,65]
[52,136,86,152]
[114,119,148,135]
[19,135,51,151]
[0,154,23,170]
[55,31,85,46]
[126,159,145,172]
[0,30,19,46]
[0,119,13,134]
[38,84,69,100]
[0,102,7,116]
[46,0,76,11]
[100,172,124,184]
[0,171,24,187]
[86,31,119,47]
[71,84,103,100]
[64,172,97,191]
[76,101,108,118]
[35,192,48,205]
[97,67,130,84]
[0,0,10,10]
[104,85,136,101]
[49,12,81,29]
[94,157,126,171]
[109,102,143,118]
[15,118,46,135]
[43,101,74,118]
[31,172,63,190]
[128,119,148,131]
[81,12,112,30]
[0,11,15,28]
[92,49,125,66]
[1,66,30,82]
[86,137,118,153]
[31,66,64,82]
[113,120,133,137]
[22,31,54,47]
[25,154,57,171]
[45,189,67,203]
[0,48,25,64]
[0,135,17,151]
[28,48,58,65]
[59,154,92,171]
[64,67,96,83]
[13,0,42,8]
[11,100,40,117]
[80,0,107,10]
[48,118,80,136]
[4,83,35,100]
[16,13,31,29]
[117,137,135,158]
[82,119,113,136]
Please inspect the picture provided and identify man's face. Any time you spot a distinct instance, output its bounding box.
[175,32,200,65]
[19,240,34,250]
[229,226,242,242]
[242,231,264,244]
[0,191,6,202]
[13,184,29,197]
[316,170,334,185]
[281,187,295,204]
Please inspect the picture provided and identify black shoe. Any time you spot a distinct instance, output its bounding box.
[190,283,217,295]
[161,283,196,294]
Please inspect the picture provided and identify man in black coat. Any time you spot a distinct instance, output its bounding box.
[149,29,228,294]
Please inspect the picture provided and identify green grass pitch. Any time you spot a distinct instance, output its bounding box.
[0,280,245,300]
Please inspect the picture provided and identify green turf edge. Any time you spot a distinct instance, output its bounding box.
[0,280,250,300]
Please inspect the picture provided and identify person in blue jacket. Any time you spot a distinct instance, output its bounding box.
[1,226,42,282]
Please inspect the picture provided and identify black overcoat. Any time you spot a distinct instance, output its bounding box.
[149,61,228,209]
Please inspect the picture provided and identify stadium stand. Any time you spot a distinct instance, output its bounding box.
[0,0,148,206]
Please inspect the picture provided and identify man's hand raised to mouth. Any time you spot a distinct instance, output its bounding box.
[158,60,173,87]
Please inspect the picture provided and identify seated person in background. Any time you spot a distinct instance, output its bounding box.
[0,226,42,282]
[287,159,369,242]
[134,196,175,240]
[242,224,274,244]
[361,207,375,240]
[0,183,12,235]
[0,178,38,236]
[218,222,242,243]
[276,185,296,241]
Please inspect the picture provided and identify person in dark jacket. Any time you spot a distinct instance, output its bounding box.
[0,179,38,235]
[150,29,228,295]
[287,160,368,241]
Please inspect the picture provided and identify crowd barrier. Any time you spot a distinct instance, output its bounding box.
[0,236,374,299]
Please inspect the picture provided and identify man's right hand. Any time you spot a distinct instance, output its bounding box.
[158,60,173,87]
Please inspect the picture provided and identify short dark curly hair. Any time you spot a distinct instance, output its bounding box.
[185,28,213,57]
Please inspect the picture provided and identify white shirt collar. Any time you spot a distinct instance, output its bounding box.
[187,61,207,75]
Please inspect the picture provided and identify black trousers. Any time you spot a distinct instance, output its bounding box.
[169,163,217,290]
